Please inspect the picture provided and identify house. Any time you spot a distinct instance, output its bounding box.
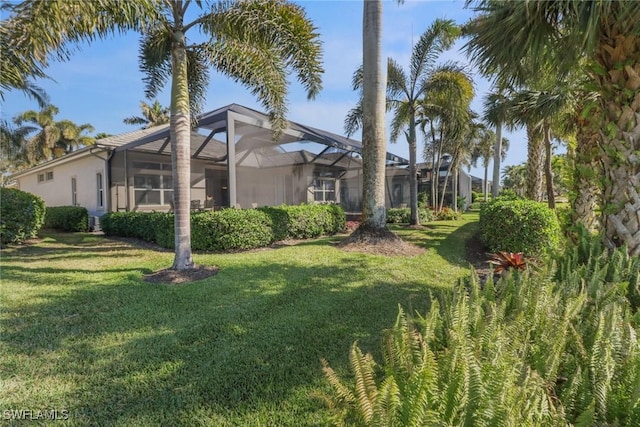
[417,159,483,210]
[11,104,412,223]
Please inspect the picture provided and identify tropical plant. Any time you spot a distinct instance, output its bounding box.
[323,237,640,426]
[12,105,95,165]
[123,99,170,129]
[488,251,526,273]
[4,0,323,269]
[464,0,640,254]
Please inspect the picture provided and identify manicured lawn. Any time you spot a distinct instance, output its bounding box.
[1,213,478,426]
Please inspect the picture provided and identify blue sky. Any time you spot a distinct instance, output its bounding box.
[1,0,527,179]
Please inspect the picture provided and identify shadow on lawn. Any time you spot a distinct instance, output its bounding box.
[2,243,439,425]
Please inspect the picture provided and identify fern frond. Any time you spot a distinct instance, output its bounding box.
[350,343,378,423]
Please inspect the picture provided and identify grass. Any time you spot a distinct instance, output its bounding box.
[1,213,479,426]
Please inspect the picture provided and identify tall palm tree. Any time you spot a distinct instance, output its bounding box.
[5,0,323,269]
[501,164,527,197]
[386,20,459,224]
[345,20,460,225]
[357,0,389,235]
[123,100,170,129]
[465,0,640,254]
[481,88,512,197]
[472,125,509,201]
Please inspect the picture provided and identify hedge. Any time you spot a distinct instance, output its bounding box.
[0,188,46,245]
[479,199,560,256]
[44,206,89,232]
[101,203,346,251]
[386,207,434,224]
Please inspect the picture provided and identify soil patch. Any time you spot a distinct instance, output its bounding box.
[464,232,494,279]
[143,265,219,285]
[337,227,426,257]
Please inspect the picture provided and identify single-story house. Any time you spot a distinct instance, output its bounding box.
[12,104,417,224]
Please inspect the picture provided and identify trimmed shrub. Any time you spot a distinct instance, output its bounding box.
[468,201,486,210]
[258,204,346,239]
[480,199,560,256]
[101,204,345,251]
[45,206,89,232]
[386,207,434,224]
[434,207,461,221]
[191,209,274,251]
[0,188,45,245]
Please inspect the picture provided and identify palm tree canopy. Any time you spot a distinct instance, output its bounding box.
[464,0,640,86]
[123,100,170,129]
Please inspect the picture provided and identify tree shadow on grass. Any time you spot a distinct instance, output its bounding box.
[1,243,442,426]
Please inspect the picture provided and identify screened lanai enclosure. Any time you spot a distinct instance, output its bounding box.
[108,104,410,214]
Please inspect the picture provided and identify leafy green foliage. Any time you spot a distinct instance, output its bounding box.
[0,187,45,245]
[323,235,640,426]
[434,207,461,221]
[44,206,88,232]
[101,204,346,251]
[479,199,560,256]
[258,204,346,239]
[386,208,434,224]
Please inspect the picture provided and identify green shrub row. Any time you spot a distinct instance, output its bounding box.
[434,207,461,221]
[101,204,346,251]
[0,188,45,245]
[323,230,639,426]
[258,204,345,240]
[44,206,89,232]
[480,199,560,256]
[386,207,434,224]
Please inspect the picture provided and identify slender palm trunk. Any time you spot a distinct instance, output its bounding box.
[491,122,502,197]
[483,162,489,202]
[526,125,544,201]
[596,31,640,255]
[439,162,452,211]
[571,125,600,231]
[408,113,419,225]
[170,30,194,270]
[359,0,387,231]
[453,168,458,212]
[543,124,555,209]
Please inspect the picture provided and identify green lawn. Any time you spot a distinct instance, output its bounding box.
[1,213,478,426]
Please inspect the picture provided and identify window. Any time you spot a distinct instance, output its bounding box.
[71,178,77,206]
[38,170,54,183]
[96,172,104,208]
[314,178,336,202]
[134,174,173,206]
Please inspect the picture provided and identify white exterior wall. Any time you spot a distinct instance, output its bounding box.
[16,153,108,218]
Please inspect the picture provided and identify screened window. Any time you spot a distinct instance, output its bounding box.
[134,174,173,206]
[96,172,104,208]
[71,177,77,206]
[314,178,335,202]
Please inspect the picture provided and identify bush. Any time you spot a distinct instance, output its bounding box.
[101,203,346,251]
[480,199,560,256]
[0,188,45,245]
[258,204,346,239]
[494,189,522,201]
[44,206,89,232]
[386,207,434,224]
[434,207,461,221]
[191,209,274,251]
[468,201,486,210]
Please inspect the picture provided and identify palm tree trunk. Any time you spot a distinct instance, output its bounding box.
[439,163,452,211]
[483,163,489,202]
[571,125,600,231]
[526,125,544,201]
[491,122,502,197]
[408,114,419,225]
[170,30,194,270]
[543,124,555,209]
[596,32,640,255]
[453,168,458,212]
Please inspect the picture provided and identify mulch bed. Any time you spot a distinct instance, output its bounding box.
[143,265,220,285]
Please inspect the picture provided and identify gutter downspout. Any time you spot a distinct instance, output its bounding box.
[88,147,115,213]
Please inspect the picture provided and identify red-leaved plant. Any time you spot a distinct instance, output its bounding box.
[488,251,527,274]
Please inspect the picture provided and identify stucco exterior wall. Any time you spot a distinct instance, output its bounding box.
[15,152,108,218]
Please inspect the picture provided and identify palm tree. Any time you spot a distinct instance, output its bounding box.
[12,105,95,165]
[501,164,527,197]
[354,0,392,237]
[481,88,512,198]
[386,20,459,224]
[5,0,323,269]
[123,100,170,129]
[472,125,509,201]
[465,0,640,254]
